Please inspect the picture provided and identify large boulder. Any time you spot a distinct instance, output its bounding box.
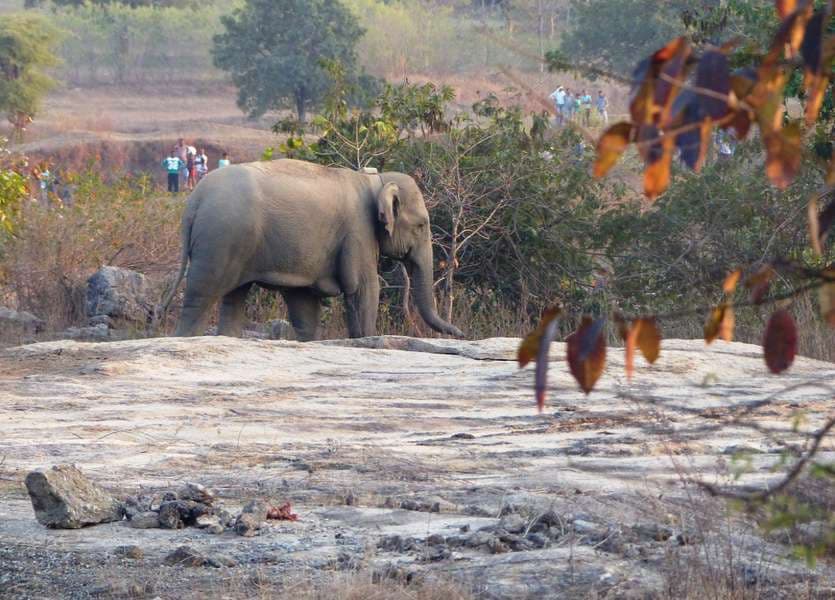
[0,306,45,333]
[25,464,123,528]
[86,266,154,324]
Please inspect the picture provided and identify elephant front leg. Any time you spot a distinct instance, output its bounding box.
[281,288,322,342]
[344,277,380,338]
[217,282,253,337]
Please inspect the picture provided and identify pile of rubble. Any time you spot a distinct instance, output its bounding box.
[25,464,297,538]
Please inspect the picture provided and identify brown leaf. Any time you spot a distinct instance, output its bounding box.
[763,309,798,374]
[764,123,802,189]
[800,8,833,124]
[636,317,661,364]
[517,305,562,368]
[644,135,675,200]
[819,280,835,327]
[705,303,734,344]
[594,122,633,178]
[744,264,776,304]
[719,305,735,342]
[723,269,742,294]
[766,2,813,64]
[566,316,607,394]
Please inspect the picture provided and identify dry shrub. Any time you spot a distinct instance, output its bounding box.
[0,172,182,333]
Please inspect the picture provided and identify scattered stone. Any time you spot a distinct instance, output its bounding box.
[632,523,673,542]
[195,514,221,529]
[157,502,184,529]
[87,314,113,328]
[61,324,110,341]
[122,495,153,520]
[164,546,207,567]
[424,545,451,561]
[86,266,154,324]
[463,505,491,517]
[498,513,527,534]
[235,513,262,537]
[344,491,356,506]
[382,497,396,509]
[379,535,417,553]
[127,511,159,529]
[0,306,45,333]
[450,432,475,440]
[499,503,522,517]
[25,464,123,529]
[178,483,215,505]
[426,533,445,546]
[486,537,510,554]
[206,553,238,568]
[216,508,236,527]
[240,499,269,522]
[465,531,495,548]
[526,532,550,548]
[206,523,225,535]
[114,545,144,559]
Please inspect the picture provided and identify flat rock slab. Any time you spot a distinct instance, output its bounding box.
[0,336,833,598]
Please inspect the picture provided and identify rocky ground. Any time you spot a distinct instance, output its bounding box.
[0,335,834,599]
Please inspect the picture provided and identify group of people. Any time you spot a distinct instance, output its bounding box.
[549,87,608,127]
[163,138,231,194]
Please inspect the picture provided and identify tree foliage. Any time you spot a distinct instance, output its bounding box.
[0,13,61,136]
[213,0,365,122]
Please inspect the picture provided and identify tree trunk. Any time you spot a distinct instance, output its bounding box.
[295,89,306,123]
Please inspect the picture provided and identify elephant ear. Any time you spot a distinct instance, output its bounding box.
[376,182,400,237]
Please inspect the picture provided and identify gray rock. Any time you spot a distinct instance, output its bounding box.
[206,553,238,568]
[0,306,44,333]
[426,533,445,546]
[206,523,225,535]
[157,502,184,529]
[114,545,144,559]
[164,545,206,567]
[195,514,221,529]
[216,507,236,527]
[632,523,673,542]
[86,266,154,324]
[269,319,295,340]
[498,513,527,534]
[424,545,451,561]
[465,531,495,548]
[127,511,159,529]
[87,314,113,328]
[61,323,110,341]
[122,494,153,520]
[89,581,150,597]
[25,464,122,529]
[240,498,269,522]
[526,532,550,548]
[235,512,262,537]
[178,482,215,505]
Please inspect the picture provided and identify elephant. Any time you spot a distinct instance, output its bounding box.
[160,158,463,341]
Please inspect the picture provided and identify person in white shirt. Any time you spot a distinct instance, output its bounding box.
[549,86,566,126]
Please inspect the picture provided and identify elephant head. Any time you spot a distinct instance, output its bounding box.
[376,177,463,338]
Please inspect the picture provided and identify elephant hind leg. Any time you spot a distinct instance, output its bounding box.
[217,282,253,337]
[281,288,322,342]
[175,290,218,337]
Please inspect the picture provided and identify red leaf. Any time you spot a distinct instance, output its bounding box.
[267,502,299,521]
[763,309,798,374]
[567,317,607,394]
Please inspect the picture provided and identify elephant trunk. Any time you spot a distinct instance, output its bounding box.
[408,245,464,338]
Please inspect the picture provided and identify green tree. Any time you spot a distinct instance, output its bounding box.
[0,14,62,141]
[212,0,364,122]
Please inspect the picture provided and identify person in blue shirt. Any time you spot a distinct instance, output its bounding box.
[162,150,184,194]
[596,91,609,125]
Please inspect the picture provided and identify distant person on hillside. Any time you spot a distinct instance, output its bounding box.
[596,91,609,125]
[174,138,188,186]
[186,146,197,190]
[565,89,576,122]
[195,148,208,181]
[217,152,231,169]
[162,150,184,194]
[580,90,593,126]
[549,86,566,126]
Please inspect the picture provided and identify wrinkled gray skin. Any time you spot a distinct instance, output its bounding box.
[161,159,463,341]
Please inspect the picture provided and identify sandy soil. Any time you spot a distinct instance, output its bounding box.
[0,335,833,599]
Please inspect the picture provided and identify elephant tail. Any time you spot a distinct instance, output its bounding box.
[155,196,198,326]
